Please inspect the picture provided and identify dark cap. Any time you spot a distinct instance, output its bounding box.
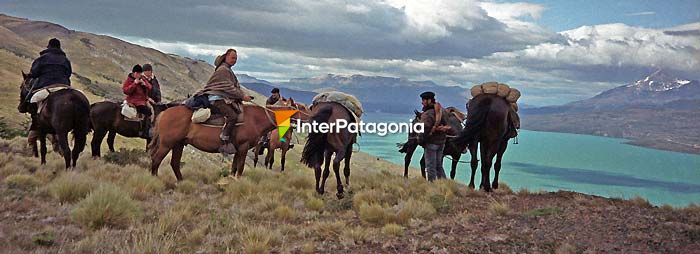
[47,38,61,49]
[420,91,435,100]
[142,64,153,72]
[132,64,143,73]
[271,88,280,94]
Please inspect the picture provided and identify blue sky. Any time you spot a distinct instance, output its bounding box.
[529,0,700,31]
[1,0,698,105]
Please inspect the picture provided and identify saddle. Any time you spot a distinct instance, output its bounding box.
[120,102,152,122]
[191,108,244,127]
[30,84,71,114]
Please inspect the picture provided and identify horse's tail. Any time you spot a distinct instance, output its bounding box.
[301,104,333,167]
[454,96,492,145]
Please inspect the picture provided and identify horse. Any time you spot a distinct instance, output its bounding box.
[398,107,478,184]
[149,103,299,180]
[89,100,180,157]
[17,71,90,169]
[453,94,512,192]
[253,99,312,171]
[300,102,357,199]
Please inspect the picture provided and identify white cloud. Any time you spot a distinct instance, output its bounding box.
[624,11,656,16]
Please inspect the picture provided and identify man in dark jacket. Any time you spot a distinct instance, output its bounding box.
[28,38,72,90]
[142,64,162,103]
[24,38,72,144]
[417,91,450,182]
[266,88,282,105]
[123,64,153,138]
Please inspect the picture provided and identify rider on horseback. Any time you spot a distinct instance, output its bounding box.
[21,38,72,138]
[194,49,253,155]
[123,64,153,138]
[142,64,162,104]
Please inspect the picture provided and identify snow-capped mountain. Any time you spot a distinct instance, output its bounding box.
[567,70,700,110]
[626,69,693,92]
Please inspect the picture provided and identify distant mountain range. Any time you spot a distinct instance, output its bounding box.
[523,70,700,154]
[246,74,470,114]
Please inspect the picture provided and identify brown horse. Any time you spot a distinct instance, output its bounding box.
[398,107,478,183]
[300,102,357,199]
[89,100,179,157]
[17,72,90,168]
[253,99,311,171]
[149,104,298,180]
[453,94,512,192]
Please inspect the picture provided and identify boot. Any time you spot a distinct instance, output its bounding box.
[219,134,237,155]
[140,119,152,138]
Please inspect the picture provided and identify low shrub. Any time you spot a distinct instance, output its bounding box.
[5,174,41,191]
[48,172,97,203]
[72,184,141,229]
[382,223,404,237]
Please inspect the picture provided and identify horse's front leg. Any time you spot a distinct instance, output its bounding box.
[38,133,47,165]
[450,154,460,180]
[469,142,478,189]
[55,132,72,169]
[234,143,250,178]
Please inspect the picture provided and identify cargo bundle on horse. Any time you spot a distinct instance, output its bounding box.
[453,82,522,191]
[301,91,363,199]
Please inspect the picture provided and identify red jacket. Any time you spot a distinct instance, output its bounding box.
[122,73,152,106]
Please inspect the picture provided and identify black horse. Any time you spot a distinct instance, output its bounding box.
[18,71,90,169]
[453,94,513,192]
[301,102,356,199]
[398,107,479,185]
[89,100,179,157]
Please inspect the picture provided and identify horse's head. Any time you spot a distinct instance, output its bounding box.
[17,71,34,113]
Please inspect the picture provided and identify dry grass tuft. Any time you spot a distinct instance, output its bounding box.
[629,196,652,208]
[359,203,391,225]
[176,179,198,194]
[274,205,296,221]
[394,198,436,224]
[340,226,371,247]
[4,173,41,190]
[125,171,166,200]
[240,225,282,254]
[48,172,96,203]
[488,201,510,217]
[555,242,577,254]
[72,184,142,229]
[305,196,325,212]
[382,223,405,237]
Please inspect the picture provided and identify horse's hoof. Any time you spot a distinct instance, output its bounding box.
[492,183,499,189]
[468,184,475,189]
[336,192,344,199]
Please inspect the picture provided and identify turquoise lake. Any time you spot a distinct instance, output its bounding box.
[357,113,700,206]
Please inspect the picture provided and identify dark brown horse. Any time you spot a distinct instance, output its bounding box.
[149,104,299,180]
[453,94,512,192]
[253,98,311,171]
[89,100,179,157]
[17,72,90,169]
[398,107,479,184]
[300,102,357,199]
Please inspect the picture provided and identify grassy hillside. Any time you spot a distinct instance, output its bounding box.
[0,13,264,131]
[1,137,699,253]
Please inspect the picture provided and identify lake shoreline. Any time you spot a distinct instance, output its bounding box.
[521,127,700,155]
